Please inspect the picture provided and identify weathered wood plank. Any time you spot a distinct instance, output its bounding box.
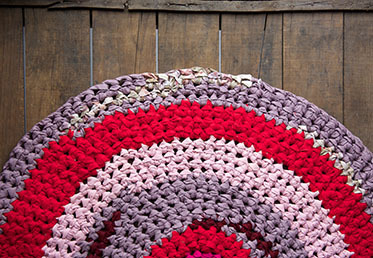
[344,12,373,151]
[92,10,155,84]
[222,14,266,77]
[128,0,373,12]
[158,13,219,72]
[49,0,125,10]
[2,0,373,11]
[283,12,343,122]
[221,13,282,88]
[25,8,90,130]
[0,0,59,7]
[260,13,282,88]
[0,8,24,169]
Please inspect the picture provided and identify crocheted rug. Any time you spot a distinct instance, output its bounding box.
[0,67,372,258]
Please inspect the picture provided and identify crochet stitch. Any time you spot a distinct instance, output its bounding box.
[0,67,372,258]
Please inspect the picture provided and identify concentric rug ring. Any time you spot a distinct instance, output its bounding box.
[0,67,372,258]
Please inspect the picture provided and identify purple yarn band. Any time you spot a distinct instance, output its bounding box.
[78,174,306,258]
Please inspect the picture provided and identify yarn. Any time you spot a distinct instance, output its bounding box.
[0,67,372,257]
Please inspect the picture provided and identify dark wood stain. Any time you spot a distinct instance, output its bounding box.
[92,10,156,84]
[344,12,373,150]
[283,12,344,122]
[158,12,219,72]
[221,13,282,88]
[25,8,90,130]
[0,8,24,169]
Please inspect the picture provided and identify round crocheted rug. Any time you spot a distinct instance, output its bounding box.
[0,67,372,258]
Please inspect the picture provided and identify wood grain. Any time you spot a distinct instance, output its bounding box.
[221,13,282,88]
[0,8,24,169]
[128,0,373,12]
[2,0,373,11]
[25,8,90,130]
[158,12,219,72]
[283,12,343,122]
[0,0,59,7]
[49,0,125,10]
[92,10,155,84]
[344,12,373,151]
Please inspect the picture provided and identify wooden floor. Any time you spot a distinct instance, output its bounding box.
[0,8,372,168]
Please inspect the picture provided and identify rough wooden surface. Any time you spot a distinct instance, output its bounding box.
[158,13,219,72]
[0,0,59,7]
[93,10,155,84]
[49,0,125,10]
[0,8,24,169]
[283,12,344,122]
[344,12,373,151]
[0,8,372,167]
[128,0,373,12]
[2,0,373,11]
[221,13,282,88]
[25,8,90,130]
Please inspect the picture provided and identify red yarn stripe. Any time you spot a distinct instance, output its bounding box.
[190,218,278,258]
[144,225,251,258]
[0,100,372,257]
